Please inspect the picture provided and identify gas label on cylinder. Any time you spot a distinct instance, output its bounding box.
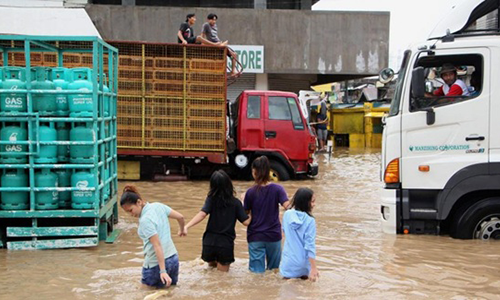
[4,97,23,107]
[5,145,22,152]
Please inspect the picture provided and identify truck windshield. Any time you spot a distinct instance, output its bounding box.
[389,50,411,117]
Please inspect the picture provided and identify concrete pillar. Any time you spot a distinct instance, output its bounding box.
[122,0,135,5]
[256,73,268,90]
[254,0,266,9]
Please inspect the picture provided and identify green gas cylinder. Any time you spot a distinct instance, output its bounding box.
[34,123,57,164]
[51,67,70,116]
[1,67,27,113]
[32,67,56,115]
[1,169,29,210]
[70,123,95,164]
[0,123,28,164]
[68,68,93,117]
[71,171,96,209]
[35,169,59,210]
[56,122,70,163]
[55,169,71,209]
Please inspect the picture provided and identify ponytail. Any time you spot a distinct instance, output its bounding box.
[120,185,142,206]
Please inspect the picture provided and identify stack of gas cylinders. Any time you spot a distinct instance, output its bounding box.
[0,66,112,211]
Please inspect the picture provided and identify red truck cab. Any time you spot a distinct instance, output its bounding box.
[228,90,318,180]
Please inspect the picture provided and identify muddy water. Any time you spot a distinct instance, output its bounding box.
[1,150,500,299]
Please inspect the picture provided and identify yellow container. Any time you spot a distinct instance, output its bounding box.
[332,107,365,134]
[118,161,140,180]
[349,133,365,148]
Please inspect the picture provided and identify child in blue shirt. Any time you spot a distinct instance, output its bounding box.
[120,185,186,288]
[279,188,319,281]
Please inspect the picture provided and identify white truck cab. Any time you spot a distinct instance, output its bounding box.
[380,0,500,239]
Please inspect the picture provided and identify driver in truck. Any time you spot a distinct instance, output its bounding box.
[428,63,470,97]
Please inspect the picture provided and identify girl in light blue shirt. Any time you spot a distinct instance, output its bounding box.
[121,185,186,288]
[279,188,319,281]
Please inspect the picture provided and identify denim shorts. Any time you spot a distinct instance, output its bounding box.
[248,241,281,273]
[141,253,179,288]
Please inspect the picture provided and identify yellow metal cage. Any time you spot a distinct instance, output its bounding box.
[112,42,227,152]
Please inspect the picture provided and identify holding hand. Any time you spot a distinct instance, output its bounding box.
[178,227,188,237]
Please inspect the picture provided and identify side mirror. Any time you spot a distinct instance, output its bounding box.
[411,67,425,98]
[379,68,395,84]
[424,108,435,125]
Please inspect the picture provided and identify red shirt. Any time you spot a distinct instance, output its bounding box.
[433,84,463,96]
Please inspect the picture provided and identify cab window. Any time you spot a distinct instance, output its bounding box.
[247,95,261,119]
[410,54,483,111]
[287,97,305,130]
[268,96,292,120]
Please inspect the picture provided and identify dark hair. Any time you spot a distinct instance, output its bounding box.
[207,13,218,20]
[208,170,235,207]
[186,13,195,22]
[291,188,314,216]
[120,185,142,206]
[252,156,270,186]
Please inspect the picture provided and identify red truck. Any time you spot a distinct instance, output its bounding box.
[112,42,317,180]
[228,90,318,180]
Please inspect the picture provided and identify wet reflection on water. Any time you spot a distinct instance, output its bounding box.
[1,149,500,299]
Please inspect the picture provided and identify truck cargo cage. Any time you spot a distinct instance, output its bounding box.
[109,42,228,154]
[0,35,119,250]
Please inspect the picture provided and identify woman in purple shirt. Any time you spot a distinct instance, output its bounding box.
[243,156,290,273]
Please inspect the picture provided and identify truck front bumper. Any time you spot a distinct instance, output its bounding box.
[308,162,319,176]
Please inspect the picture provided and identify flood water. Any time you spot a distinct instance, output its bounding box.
[1,149,500,299]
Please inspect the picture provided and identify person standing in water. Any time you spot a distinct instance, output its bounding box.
[243,156,290,273]
[120,185,186,288]
[183,170,251,272]
[279,188,319,281]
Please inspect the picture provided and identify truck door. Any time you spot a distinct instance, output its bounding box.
[238,94,265,149]
[401,50,489,189]
[264,94,308,161]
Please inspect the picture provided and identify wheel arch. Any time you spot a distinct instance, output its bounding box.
[438,163,500,220]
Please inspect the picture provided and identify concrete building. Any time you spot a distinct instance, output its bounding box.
[7,0,390,100]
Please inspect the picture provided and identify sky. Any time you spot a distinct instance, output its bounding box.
[313,0,466,70]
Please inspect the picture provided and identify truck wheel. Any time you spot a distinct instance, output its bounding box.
[450,197,500,240]
[269,160,290,182]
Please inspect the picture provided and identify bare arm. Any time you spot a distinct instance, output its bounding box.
[150,234,172,286]
[242,215,252,226]
[308,257,319,282]
[185,211,208,231]
[282,200,290,210]
[177,30,187,44]
[168,209,186,237]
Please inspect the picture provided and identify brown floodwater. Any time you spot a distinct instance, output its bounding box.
[1,149,500,299]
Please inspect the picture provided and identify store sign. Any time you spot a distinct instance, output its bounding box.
[228,45,264,73]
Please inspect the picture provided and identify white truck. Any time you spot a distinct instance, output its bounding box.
[380,0,500,239]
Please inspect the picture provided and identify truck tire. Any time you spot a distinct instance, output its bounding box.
[450,197,500,240]
[269,160,290,182]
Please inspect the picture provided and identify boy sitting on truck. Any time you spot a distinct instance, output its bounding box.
[202,13,238,75]
[177,13,226,46]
